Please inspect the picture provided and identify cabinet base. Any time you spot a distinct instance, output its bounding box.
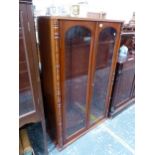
[109,98,135,118]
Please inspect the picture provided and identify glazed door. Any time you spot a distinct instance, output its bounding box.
[89,22,121,125]
[19,4,35,116]
[19,4,39,122]
[60,20,96,142]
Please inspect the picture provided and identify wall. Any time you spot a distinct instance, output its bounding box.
[88,0,135,23]
[33,0,135,23]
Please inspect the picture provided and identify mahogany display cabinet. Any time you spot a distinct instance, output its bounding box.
[19,0,47,154]
[38,16,123,148]
[109,29,135,117]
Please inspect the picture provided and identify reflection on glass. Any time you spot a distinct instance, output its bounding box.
[64,26,91,138]
[19,90,34,115]
[19,29,35,116]
[90,27,117,124]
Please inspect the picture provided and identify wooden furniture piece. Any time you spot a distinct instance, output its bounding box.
[109,25,135,117]
[38,16,123,149]
[19,0,47,154]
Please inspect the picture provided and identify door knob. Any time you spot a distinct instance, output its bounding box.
[99,23,103,28]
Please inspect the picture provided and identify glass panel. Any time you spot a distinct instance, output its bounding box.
[19,28,35,116]
[64,26,91,138]
[90,27,117,124]
[113,33,135,105]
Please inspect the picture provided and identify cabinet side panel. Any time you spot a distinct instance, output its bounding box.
[50,19,63,148]
[38,18,57,140]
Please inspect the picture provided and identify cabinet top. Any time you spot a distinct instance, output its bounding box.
[38,16,124,23]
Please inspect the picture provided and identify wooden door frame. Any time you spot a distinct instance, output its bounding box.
[88,22,122,128]
[99,22,122,118]
[59,20,96,145]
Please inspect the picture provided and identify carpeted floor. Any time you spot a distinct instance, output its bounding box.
[27,104,135,155]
